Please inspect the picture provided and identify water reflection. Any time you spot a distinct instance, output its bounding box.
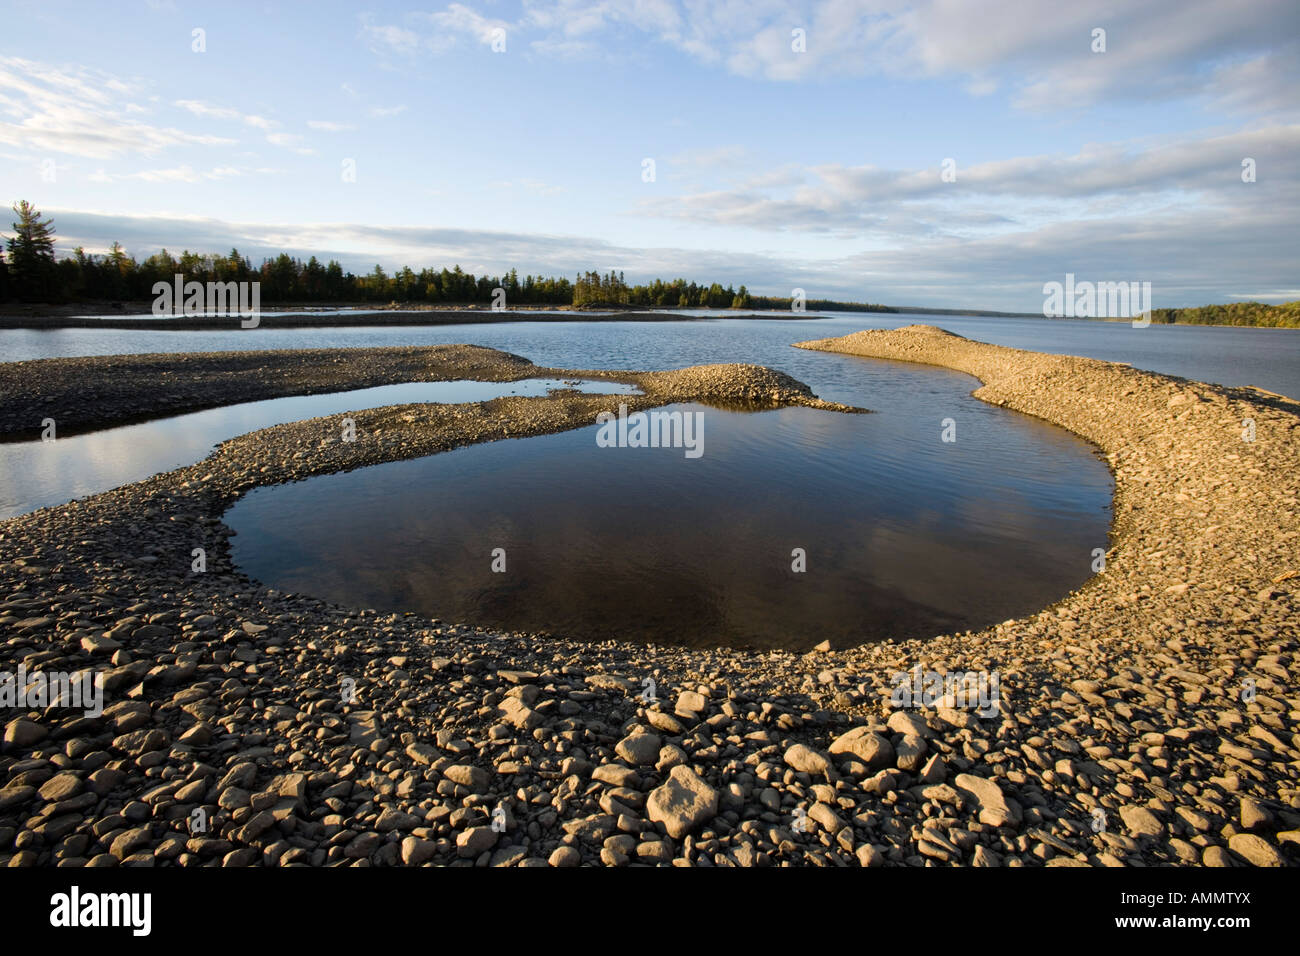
[227,399,1113,651]
[0,378,639,519]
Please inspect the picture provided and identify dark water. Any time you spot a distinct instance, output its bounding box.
[227,351,1114,650]
[4,312,1298,397]
[0,379,638,519]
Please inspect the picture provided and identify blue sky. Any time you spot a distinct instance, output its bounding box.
[1,0,1297,310]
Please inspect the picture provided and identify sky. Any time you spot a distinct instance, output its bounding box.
[1,0,1297,311]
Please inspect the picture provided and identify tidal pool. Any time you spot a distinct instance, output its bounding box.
[226,387,1113,650]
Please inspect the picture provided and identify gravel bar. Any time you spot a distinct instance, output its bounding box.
[0,344,632,439]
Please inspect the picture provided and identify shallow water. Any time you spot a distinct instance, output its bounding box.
[226,354,1114,650]
[4,312,1298,397]
[0,378,638,519]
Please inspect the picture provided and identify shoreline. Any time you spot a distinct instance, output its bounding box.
[0,309,834,331]
[0,345,645,441]
[0,327,1296,868]
[2,303,1296,331]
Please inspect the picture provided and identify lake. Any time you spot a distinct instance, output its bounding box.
[3,311,1298,397]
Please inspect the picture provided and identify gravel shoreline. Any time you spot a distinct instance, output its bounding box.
[1,326,1295,868]
[0,344,638,440]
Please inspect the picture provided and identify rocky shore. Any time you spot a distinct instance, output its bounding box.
[1,327,1296,868]
[0,344,632,440]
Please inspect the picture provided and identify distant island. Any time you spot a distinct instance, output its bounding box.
[2,200,1296,328]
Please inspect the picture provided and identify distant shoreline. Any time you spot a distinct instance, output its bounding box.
[0,297,1045,328]
[0,308,835,331]
[1,302,1294,331]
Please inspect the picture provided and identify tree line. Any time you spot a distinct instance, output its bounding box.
[7,201,1295,324]
[0,202,576,306]
[572,269,893,311]
[0,201,894,312]
[1147,301,1300,328]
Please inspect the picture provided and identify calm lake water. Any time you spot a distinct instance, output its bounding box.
[0,379,638,519]
[4,311,1298,397]
[226,349,1115,650]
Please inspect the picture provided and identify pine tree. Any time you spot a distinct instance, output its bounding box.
[6,200,58,301]
[104,241,133,299]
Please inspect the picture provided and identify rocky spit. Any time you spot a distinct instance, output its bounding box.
[0,328,1296,868]
[0,344,627,439]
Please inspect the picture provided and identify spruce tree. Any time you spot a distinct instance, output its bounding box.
[6,200,57,301]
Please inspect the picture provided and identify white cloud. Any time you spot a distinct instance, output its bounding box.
[173,99,239,122]
[129,165,243,183]
[668,145,748,169]
[307,120,354,132]
[361,5,509,58]
[175,99,279,130]
[418,3,510,47]
[358,1,1297,120]
[82,164,270,184]
[359,17,423,57]
[263,131,315,154]
[636,125,1300,237]
[0,56,235,158]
